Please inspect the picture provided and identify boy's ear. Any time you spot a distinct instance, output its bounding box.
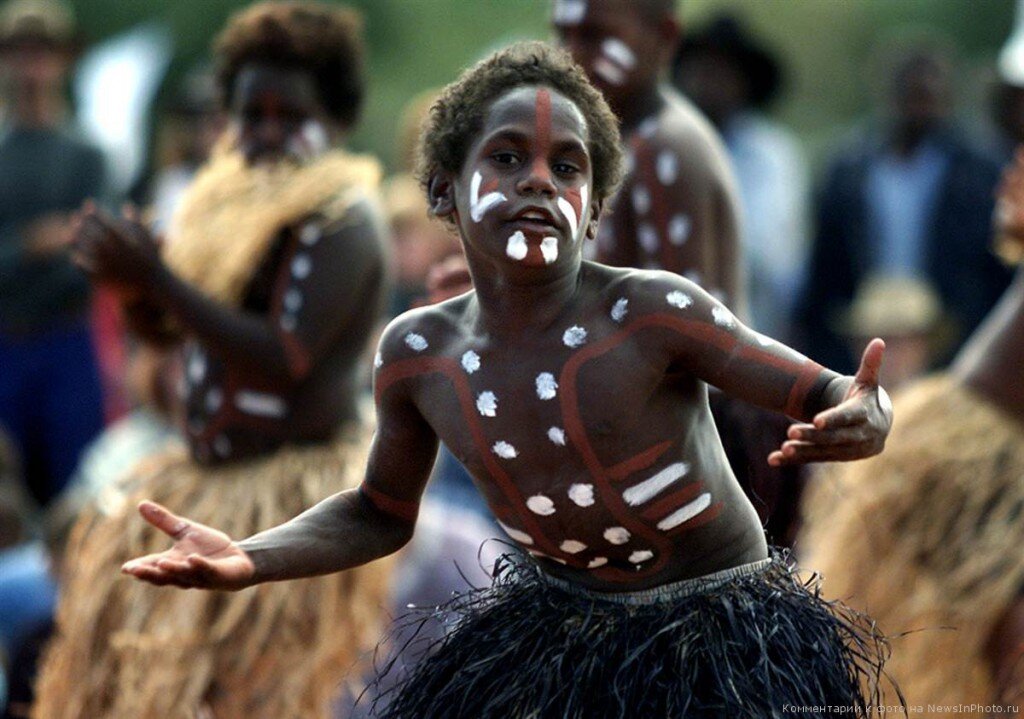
[584,197,604,240]
[427,171,457,219]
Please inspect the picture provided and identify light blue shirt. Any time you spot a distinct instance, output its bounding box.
[864,141,949,278]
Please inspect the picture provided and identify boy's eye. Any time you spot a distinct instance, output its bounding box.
[554,162,580,176]
[490,151,520,166]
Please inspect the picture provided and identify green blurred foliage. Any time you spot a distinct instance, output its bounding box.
[64,0,1015,173]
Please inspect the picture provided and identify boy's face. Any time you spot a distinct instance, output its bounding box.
[446,85,598,271]
[230,62,334,166]
[552,0,668,112]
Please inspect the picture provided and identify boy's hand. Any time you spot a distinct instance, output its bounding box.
[121,501,256,591]
[72,202,163,293]
[769,339,892,466]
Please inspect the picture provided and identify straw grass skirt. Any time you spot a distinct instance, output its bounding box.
[33,425,390,719]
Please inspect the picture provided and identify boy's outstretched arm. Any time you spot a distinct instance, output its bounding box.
[121,332,440,591]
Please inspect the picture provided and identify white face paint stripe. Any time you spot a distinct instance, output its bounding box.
[578,184,589,238]
[470,171,507,223]
[234,390,287,418]
[601,38,637,69]
[497,520,533,545]
[557,196,578,240]
[540,236,559,264]
[593,57,626,86]
[622,462,689,506]
[506,231,528,260]
[656,492,713,531]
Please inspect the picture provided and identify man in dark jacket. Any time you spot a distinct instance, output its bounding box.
[798,44,1010,374]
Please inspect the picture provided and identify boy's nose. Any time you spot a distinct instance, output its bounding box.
[517,160,557,197]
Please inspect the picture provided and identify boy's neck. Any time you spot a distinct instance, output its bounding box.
[467,255,584,340]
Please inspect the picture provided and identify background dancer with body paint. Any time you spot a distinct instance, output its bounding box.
[32,4,392,717]
[122,43,894,718]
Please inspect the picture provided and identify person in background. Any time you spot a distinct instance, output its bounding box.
[799,153,1024,717]
[833,275,947,392]
[673,14,809,342]
[0,0,107,507]
[798,39,1010,374]
[32,4,392,717]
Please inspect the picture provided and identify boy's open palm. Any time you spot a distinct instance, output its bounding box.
[121,501,256,591]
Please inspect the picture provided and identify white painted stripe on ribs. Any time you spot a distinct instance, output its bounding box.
[656,493,712,531]
[622,462,689,506]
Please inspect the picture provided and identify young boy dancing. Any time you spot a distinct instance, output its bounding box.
[124,42,893,718]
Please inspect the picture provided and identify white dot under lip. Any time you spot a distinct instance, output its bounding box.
[603,526,631,545]
[526,494,556,516]
[506,231,528,261]
[568,483,594,507]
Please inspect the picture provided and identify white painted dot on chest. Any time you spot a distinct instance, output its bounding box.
[204,387,223,413]
[562,325,588,348]
[603,526,631,545]
[291,254,312,280]
[610,297,629,322]
[492,440,518,459]
[666,290,693,309]
[628,549,654,565]
[535,372,558,400]
[373,352,383,369]
[567,483,594,507]
[548,426,567,446]
[461,350,481,374]
[559,539,587,554]
[527,494,556,516]
[187,352,206,384]
[476,391,498,417]
[404,332,428,352]
[283,288,303,313]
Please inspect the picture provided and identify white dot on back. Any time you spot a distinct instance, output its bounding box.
[299,223,321,246]
[632,185,650,215]
[506,231,528,261]
[656,151,678,185]
[668,214,690,246]
[291,254,312,279]
[638,224,659,254]
[404,333,428,351]
[568,483,594,506]
[283,288,303,313]
[527,494,556,516]
[604,526,631,545]
[548,427,567,446]
[461,350,481,373]
[535,372,558,400]
[476,391,497,417]
[611,297,629,322]
[562,326,588,348]
[666,291,693,309]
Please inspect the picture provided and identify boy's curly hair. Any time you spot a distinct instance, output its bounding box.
[416,41,624,204]
[214,1,365,128]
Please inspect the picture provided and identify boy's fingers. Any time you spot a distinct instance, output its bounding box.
[813,403,869,429]
[138,500,190,540]
[786,423,815,440]
[787,425,868,445]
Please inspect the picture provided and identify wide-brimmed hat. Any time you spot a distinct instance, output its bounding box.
[832,274,945,338]
[674,15,782,108]
[0,0,79,52]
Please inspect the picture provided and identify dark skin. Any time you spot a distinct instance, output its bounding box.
[73,63,385,462]
[959,149,1024,700]
[553,0,744,309]
[122,85,890,593]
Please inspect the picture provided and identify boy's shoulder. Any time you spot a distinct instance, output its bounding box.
[375,291,475,363]
[585,262,712,318]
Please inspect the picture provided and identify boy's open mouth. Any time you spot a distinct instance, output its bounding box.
[507,205,561,234]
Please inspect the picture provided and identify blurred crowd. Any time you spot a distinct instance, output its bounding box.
[0,0,1021,717]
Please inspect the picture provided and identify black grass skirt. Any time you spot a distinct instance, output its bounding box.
[369,551,893,719]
